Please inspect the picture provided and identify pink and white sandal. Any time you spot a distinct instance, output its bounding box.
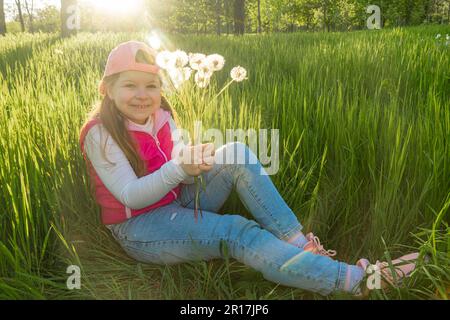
[354,252,422,297]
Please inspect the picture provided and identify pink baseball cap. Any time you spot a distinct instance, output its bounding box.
[99,40,160,95]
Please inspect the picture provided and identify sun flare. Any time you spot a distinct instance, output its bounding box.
[82,0,144,16]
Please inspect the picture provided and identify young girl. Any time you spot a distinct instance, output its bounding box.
[79,40,420,297]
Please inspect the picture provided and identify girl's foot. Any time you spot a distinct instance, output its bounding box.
[287,231,337,258]
[302,232,337,258]
[353,252,422,298]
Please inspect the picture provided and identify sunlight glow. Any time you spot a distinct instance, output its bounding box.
[82,0,144,16]
[147,34,162,50]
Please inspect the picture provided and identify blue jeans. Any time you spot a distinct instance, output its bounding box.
[107,142,350,296]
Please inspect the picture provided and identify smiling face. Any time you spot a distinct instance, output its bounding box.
[107,71,162,125]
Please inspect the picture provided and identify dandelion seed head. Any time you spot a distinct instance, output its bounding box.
[206,54,225,71]
[197,60,214,78]
[230,66,247,82]
[173,50,189,68]
[156,51,175,70]
[189,53,206,70]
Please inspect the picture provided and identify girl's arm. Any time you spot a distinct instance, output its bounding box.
[84,124,190,210]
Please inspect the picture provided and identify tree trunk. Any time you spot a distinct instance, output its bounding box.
[233,0,245,35]
[15,0,25,32]
[448,2,450,23]
[435,0,438,23]
[216,0,221,35]
[61,0,78,37]
[225,0,230,34]
[322,0,328,32]
[257,0,261,33]
[424,0,431,23]
[24,0,34,33]
[0,0,6,35]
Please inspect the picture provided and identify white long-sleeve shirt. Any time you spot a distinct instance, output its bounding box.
[83,116,195,210]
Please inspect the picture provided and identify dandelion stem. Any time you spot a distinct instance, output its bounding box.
[214,79,234,100]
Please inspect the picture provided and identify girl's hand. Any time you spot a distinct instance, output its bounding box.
[180,162,203,177]
[201,143,215,165]
[198,143,215,172]
[178,143,215,176]
[178,144,202,177]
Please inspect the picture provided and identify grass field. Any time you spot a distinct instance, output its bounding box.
[0,26,449,299]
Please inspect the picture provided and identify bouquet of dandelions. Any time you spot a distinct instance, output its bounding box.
[153,47,248,222]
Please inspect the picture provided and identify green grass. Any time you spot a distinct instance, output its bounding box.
[0,26,449,300]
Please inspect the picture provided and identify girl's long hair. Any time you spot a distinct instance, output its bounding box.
[80,49,177,177]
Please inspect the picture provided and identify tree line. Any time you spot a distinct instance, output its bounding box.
[1,0,449,37]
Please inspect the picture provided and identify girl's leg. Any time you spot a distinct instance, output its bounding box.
[177,142,305,244]
[108,202,360,296]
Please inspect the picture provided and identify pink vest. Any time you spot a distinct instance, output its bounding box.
[79,109,181,225]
